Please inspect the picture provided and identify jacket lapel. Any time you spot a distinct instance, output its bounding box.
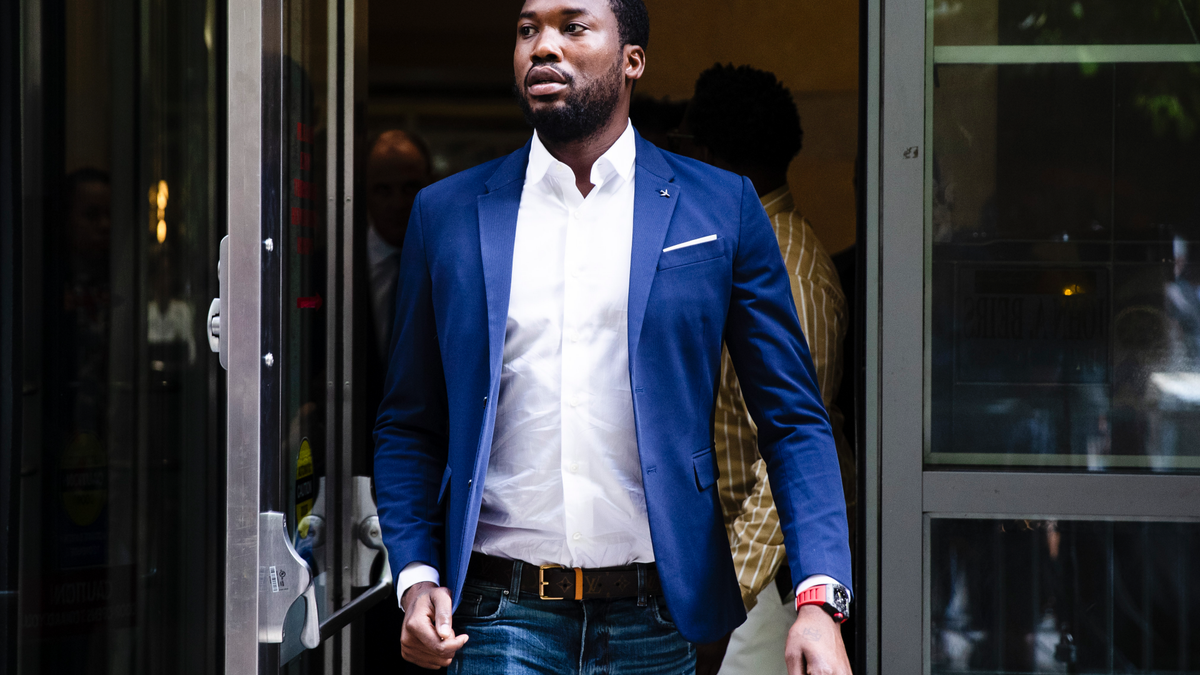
[627,135,679,367]
[478,142,531,379]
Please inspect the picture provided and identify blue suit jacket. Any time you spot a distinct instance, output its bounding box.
[374,132,851,643]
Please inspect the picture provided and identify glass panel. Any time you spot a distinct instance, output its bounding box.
[928,30,1200,468]
[17,0,224,672]
[279,0,331,665]
[930,518,1200,674]
[933,0,1200,46]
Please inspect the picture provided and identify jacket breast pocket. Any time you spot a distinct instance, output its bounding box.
[657,238,725,271]
[692,446,718,491]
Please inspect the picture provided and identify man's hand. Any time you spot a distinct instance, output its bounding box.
[695,632,732,675]
[785,605,852,675]
[400,581,469,669]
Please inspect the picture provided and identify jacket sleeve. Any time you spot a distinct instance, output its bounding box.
[721,176,852,593]
[726,216,851,608]
[373,191,450,583]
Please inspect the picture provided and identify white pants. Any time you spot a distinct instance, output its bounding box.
[717,588,797,675]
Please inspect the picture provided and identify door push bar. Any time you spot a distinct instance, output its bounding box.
[259,479,393,649]
[259,512,321,649]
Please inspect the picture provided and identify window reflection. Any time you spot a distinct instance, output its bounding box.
[928,56,1200,469]
[931,518,1200,674]
[19,0,222,672]
[934,0,1200,46]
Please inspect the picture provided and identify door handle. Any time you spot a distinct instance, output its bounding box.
[259,511,320,649]
[318,513,392,641]
[277,477,394,648]
[207,235,230,369]
[316,477,393,640]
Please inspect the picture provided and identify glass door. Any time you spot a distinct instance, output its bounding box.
[13,0,225,673]
[873,0,1200,672]
[223,0,384,673]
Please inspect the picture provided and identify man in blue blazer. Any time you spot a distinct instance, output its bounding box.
[374,1,852,672]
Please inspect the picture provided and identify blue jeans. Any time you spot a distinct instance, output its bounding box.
[450,564,696,674]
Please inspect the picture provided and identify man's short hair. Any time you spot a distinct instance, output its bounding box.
[369,130,434,177]
[608,0,649,51]
[687,64,803,174]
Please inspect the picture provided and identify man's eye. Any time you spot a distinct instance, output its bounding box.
[519,25,535,37]
[565,23,583,33]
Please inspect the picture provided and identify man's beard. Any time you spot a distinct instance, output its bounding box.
[516,58,624,145]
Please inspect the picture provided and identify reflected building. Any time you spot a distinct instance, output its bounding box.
[925,0,1200,672]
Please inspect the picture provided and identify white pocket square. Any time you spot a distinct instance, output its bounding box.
[662,234,717,253]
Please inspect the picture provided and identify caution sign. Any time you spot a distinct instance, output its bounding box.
[296,438,315,537]
[60,432,107,527]
[22,565,135,637]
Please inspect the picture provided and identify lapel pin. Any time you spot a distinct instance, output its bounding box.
[659,189,671,198]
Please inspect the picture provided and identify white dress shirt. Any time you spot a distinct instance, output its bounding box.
[367,222,402,358]
[399,122,649,599]
[397,121,834,607]
[475,121,652,569]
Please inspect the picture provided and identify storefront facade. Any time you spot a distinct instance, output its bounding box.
[3,0,1199,674]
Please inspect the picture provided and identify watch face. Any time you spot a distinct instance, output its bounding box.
[832,585,851,612]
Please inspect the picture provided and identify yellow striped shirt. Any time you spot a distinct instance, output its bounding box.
[715,185,854,610]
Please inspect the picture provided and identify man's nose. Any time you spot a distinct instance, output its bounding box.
[530,31,563,63]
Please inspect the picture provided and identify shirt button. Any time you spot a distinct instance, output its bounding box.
[568,396,581,407]
[572,532,582,541]
[569,333,579,343]
[569,462,579,472]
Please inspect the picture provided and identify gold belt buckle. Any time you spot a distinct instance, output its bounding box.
[538,564,565,600]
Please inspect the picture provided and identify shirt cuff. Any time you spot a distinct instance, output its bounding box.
[396,562,441,610]
[794,574,848,599]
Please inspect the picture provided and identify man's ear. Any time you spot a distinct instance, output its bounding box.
[624,45,646,82]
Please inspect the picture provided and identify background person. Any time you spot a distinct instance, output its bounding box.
[358,130,434,674]
[364,130,435,358]
[677,63,855,675]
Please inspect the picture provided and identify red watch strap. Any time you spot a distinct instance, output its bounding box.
[796,584,847,622]
[795,584,827,610]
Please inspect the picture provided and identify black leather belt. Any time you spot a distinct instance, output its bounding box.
[467,552,662,601]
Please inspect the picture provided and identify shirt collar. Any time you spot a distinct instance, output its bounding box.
[366,220,401,268]
[526,120,637,189]
[760,185,795,219]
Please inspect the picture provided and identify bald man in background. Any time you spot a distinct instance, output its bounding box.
[361,130,435,674]
[366,130,434,357]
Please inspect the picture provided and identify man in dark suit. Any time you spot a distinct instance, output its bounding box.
[353,130,433,461]
[364,130,434,359]
[357,131,432,674]
[373,1,853,672]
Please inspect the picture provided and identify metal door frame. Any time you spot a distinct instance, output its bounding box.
[224,0,376,671]
[224,0,265,669]
[870,1,1200,673]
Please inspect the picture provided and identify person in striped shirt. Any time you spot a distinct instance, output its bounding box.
[675,63,855,675]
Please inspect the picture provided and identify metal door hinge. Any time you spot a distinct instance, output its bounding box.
[351,476,383,587]
[207,235,230,369]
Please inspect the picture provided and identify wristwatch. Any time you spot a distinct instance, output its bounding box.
[796,581,851,624]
